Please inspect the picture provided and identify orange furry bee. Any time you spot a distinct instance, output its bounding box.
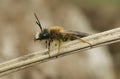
[34,13,91,57]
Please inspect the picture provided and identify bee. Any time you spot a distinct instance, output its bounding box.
[34,13,91,57]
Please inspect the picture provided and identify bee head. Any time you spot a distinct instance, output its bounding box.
[34,13,50,41]
[34,29,50,41]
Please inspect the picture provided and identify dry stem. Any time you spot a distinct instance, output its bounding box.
[0,28,120,77]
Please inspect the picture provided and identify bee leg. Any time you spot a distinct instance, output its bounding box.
[55,43,57,46]
[45,40,47,48]
[58,40,61,53]
[54,40,60,58]
[76,36,92,47]
[48,41,51,57]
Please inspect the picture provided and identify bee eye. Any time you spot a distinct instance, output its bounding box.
[43,34,47,36]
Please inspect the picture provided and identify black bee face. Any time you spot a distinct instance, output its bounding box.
[34,29,50,41]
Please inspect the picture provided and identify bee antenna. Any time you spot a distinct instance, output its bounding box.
[34,13,42,31]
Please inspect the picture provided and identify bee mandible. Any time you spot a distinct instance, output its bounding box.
[34,13,91,57]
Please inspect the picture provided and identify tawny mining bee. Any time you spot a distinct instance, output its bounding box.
[34,13,91,57]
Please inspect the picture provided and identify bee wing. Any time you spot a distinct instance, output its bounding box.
[62,31,89,38]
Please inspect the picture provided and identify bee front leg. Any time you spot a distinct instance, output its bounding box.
[48,40,51,57]
[45,40,48,48]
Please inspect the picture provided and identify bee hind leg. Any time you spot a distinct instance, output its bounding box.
[76,36,92,47]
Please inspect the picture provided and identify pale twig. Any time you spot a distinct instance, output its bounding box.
[0,28,120,77]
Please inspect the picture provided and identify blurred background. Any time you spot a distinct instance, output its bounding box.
[0,0,120,79]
